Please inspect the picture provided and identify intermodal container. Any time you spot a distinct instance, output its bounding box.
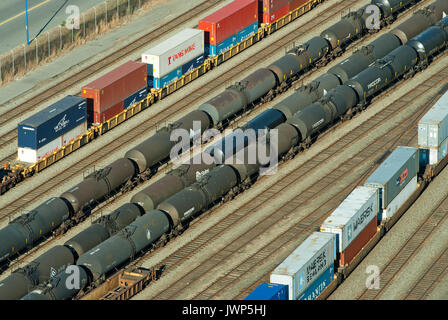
[270,232,336,300]
[237,21,259,42]
[244,282,288,300]
[380,175,418,221]
[141,28,204,79]
[207,35,237,56]
[364,146,419,209]
[81,61,147,118]
[289,0,308,12]
[151,67,182,90]
[18,121,87,163]
[123,87,148,110]
[199,0,258,46]
[262,0,289,24]
[339,217,377,266]
[320,186,379,253]
[297,265,334,300]
[18,96,87,150]
[92,101,124,124]
[427,136,448,164]
[181,54,205,75]
[418,91,448,148]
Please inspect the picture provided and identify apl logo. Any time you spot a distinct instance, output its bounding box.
[54,114,69,133]
[396,168,408,186]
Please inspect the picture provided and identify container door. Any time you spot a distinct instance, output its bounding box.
[417,123,428,147]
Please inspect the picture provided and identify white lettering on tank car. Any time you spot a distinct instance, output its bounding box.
[146,229,152,240]
[368,78,381,89]
[89,248,101,255]
[312,118,324,129]
[183,207,195,218]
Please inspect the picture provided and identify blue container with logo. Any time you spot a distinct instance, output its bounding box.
[244,282,288,300]
[18,96,87,149]
[297,265,334,300]
[207,35,237,56]
[124,87,148,109]
[237,22,258,43]
[181,54,205,75]
[151,67,182,89]
[364,146,419,209]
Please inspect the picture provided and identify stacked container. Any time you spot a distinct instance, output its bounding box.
[296,264,334,300]
[18,96,87,163]
[81,61,147,124]
[320,186,379,267]
[199,0,259,56]
[142,28,205,89]
[262,0,289,24]
[364,146,419,222]
[418,91,448,165]
[244,282,288,300]
[270,232,336,300]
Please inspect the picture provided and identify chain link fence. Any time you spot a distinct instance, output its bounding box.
[0,0,159,85]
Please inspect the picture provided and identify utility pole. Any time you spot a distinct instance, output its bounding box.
[25,0,30,45]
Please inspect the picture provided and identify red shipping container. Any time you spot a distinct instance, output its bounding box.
[263,0,290,24]
[289,0,308,12]
[92,101,124,124]
[82,61,147,116]
[199,0,258,45]
[339,217,378,267]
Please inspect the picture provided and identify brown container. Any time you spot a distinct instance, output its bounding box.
[289,0,308,12]
[339,217,377,267]
[92,101,124,124]
[82,61,147,117]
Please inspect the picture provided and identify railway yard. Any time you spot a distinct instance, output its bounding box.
[0,0,447,302]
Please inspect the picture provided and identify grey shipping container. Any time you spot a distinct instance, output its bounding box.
[364,146,419,209]
[418,91,448,148]
[18,96,87,150]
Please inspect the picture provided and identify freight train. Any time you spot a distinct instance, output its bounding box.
[15,11,448,300]
[0,0,445,287]
[15,0,424,163]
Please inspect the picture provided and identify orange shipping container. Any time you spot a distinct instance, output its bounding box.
[339,217,378,267]
[82,61,147,121]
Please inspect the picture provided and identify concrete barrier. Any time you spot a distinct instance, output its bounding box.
[0,0,155,85]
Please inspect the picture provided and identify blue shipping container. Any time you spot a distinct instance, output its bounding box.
[18,96,87,149]
[244,283,288,300]
[207,35,237,56]
[152,67,182,89]
[123,87,148,109]
[237,22,258,43]
[297,265,334,300]
[181,54,205,75]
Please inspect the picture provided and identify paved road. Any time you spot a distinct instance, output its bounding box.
[0,0,107,55]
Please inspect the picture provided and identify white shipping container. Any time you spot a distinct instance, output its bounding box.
[18,138,62,163]
[270,232,336,300]
[62,121,87,145]
[425,135,448,165]
[418,91,448,148]
[320,186,379,252]
[381,175,418,221]
[17,122,87,163]
[142,28,204,78]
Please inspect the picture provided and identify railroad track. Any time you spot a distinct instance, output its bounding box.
[129,61,448,301]
[0,0,432,170]
[0,0,432,281]
[0,0,222,152]
[0,0,363,229]
[404,247,448,300]
[357,196,448,300]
